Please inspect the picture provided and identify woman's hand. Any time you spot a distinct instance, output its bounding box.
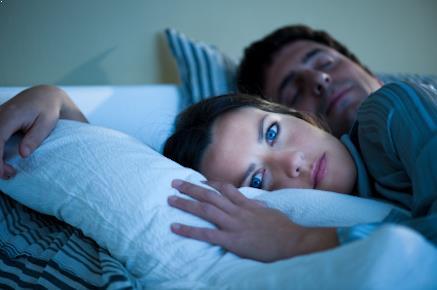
[0,85,88,179]
[168,179,339,262]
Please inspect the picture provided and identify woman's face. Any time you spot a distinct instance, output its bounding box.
[200,107,357,193]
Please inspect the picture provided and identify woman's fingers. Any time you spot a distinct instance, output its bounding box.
[2,164,16,179]
[0,143,7,179]
[168,195,234,229]
[0,106,25,179]
[172,179,237,214]
[0,109,53,178]
[206,180,264,208]
[19,113,58,158]
[170,223,229,248]
[0,151,16,179]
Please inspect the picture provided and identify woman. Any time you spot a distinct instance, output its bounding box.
[1,82,436,262]
[163,81,437,262]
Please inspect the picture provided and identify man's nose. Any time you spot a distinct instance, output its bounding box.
[311,71,331,97]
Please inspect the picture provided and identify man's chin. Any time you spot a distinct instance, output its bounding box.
[334,102,361,135]
[329,117,354,137]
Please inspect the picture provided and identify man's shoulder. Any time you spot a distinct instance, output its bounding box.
[362,81,436,114]
[377,73,437,91]
[357,80,437,153]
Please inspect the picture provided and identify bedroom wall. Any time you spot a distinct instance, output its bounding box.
[0,0,436,86]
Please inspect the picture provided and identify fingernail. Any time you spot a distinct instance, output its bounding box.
[172,179,183,187]
[3,173,15,180]
[168,195,178,203]
[171,223,181,230]
[22,146,31,157]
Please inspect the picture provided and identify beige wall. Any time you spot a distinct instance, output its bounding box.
[0,0,436,86]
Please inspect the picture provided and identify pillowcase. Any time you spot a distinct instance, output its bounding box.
[165,28,237,104]
[165,28,437,105]
[0,120,409,287]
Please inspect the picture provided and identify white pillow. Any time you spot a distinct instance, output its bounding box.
[0,120,419,288]
[240,187,408,227]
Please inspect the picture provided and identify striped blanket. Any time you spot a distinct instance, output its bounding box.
[0,192,139,289]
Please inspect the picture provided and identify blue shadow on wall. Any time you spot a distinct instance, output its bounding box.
[56,47,115,85]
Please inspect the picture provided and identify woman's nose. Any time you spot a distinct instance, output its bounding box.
[275,150,305,178]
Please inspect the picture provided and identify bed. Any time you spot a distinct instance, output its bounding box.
[2,26,437,290]
[0,84,437,290]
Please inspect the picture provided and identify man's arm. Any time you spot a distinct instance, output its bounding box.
[339,81,437,246]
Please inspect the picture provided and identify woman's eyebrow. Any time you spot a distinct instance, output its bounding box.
[258,114,268,142]
[240,114,268,186]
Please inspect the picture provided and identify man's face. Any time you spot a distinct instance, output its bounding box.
[263,40,382,136]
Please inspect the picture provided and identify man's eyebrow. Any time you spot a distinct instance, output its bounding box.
[277,71,295,98]
[302,48,323,64]
[277,48,324,96]
[240,114,268,186]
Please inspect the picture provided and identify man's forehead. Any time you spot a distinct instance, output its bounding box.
[264,40,335,97]
[273,40,333,64]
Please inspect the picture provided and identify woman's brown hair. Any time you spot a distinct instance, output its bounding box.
[163,93,328,172]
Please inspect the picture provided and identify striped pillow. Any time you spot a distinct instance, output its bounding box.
[165,28,237,104]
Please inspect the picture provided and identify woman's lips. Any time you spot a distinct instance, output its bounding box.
[312,153,327,189]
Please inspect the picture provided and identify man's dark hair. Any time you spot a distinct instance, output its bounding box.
[163,93,327,172]
[237,24,373,96]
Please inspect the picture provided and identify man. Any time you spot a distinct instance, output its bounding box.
[237,25,383,137]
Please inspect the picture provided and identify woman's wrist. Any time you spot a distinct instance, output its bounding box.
[58,88,88,123]
[32,85,87,123]
[28,85,87,123]
[285,226,339,258]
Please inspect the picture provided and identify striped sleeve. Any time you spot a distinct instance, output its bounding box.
[338,82,437,245]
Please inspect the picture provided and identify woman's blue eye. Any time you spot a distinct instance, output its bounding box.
[265,123,279,145]
[250,171,264,189]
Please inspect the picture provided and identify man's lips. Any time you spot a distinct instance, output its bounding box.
[326,87,352,116]
[312,153,327,189]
